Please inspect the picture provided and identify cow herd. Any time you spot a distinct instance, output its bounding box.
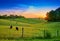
[10,25,18,31]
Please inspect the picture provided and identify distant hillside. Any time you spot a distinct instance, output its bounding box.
[12,18,46,24]
[0,18,46,26]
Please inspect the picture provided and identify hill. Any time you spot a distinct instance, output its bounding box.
[0,18,60,40]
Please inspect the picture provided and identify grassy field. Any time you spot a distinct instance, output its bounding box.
[0,18,60,41]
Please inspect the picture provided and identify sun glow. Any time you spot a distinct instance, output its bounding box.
[0,6,51,18]
[20,6,47,18]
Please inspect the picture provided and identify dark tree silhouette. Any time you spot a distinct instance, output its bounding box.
[45,7,60,21]
[0,14,25,19]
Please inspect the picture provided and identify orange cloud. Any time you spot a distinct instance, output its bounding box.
[0,6,52,18]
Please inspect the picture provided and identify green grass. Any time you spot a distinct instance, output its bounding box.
[0,39,60,41]
[0,18,60,41]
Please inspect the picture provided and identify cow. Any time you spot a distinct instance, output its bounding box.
[10,25,12,29]
[16,27,18,31]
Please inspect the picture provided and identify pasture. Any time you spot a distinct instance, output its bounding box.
[0,18,60,41]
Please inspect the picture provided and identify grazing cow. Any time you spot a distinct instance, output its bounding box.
[10,25,12,29]
[16,27,18,31]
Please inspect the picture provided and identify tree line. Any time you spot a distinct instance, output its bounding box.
[45,7,60,21]
[0,14,25,19]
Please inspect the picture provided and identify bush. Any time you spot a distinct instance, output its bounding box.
[44,30,52,39]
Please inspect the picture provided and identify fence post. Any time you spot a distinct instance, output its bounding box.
[44,30,46,38]
[22,27,24,38]
[56,30,59,37]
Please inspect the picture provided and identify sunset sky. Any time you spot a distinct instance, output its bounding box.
[0,0,60,18]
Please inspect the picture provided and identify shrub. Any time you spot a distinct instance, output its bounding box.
[44,30,52,39]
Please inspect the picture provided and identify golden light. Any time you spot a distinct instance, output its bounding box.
[0,6,50,18]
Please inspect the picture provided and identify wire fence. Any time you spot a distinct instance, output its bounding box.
[0,26,60,39]
[20,28,60,38]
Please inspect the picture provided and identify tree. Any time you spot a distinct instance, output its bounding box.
[46,10,55,21]
[45,7,60,21]
[0,14,25,19]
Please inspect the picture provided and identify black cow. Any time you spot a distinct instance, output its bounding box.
[10,25,12,29]
[16,27,18,31]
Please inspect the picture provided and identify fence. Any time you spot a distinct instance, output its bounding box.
[0,27,60,39]
[20,28,60,38]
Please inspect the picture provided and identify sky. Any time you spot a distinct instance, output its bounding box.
[0,0,60,18]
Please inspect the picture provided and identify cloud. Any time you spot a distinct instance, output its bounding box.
[0,5,59,18]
